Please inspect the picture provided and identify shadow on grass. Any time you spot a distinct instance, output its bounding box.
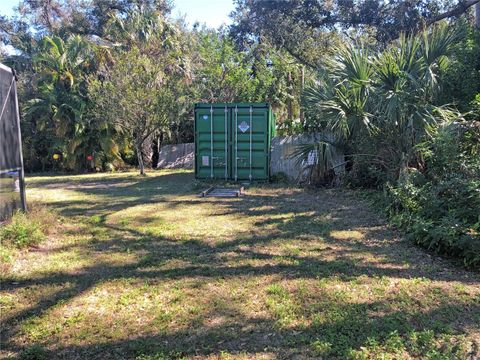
[2,171,479,358]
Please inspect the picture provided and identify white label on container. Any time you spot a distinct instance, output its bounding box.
[202,156,209,166]
[203,115,209,120]
[238,121,250,133]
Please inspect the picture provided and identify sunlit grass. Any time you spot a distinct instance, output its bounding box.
[1,170,478,359]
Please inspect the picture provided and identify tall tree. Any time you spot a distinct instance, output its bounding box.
[24,35,92,170]
[91,7,188,174]
[230,0,480,66]
[91,47,172,175]
[3,0,173,39]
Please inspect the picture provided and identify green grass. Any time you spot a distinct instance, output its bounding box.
[0,169,479,359]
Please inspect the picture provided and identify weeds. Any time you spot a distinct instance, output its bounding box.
[0,205,56,249]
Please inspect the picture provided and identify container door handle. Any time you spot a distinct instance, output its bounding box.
[224,106,228,180]
[210,106,214,179]
[249,106,253,181]
[235,105,238,181]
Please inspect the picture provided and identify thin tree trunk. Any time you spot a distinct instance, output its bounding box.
[287,71,293,120]
[142,133,154,168]
[136,142,145,175]
[299,66,305,122]
[155,137,161,168]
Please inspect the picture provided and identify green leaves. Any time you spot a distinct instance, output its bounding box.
[106,8,175,52]
[303,23,463,184]
[304,43,374,140]
[24,34,126,171]
[291,139,338,182]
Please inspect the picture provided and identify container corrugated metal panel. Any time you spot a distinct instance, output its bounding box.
[194,103,275,180]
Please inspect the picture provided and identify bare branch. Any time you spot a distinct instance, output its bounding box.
[426,0,480,25]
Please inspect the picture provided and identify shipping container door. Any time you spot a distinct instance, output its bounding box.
[195,106,229,179]
[232,106,269,180]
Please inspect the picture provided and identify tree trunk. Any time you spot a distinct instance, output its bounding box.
[141,133,154,168]
[299,66,305,122]
[152,137,161,169]
[287,71,293,120]
[136,143,145,175]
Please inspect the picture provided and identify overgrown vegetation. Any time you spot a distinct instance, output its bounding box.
[298,22,480,266]
[302,23,467,184]
[386,122,480,267]
[0,204,57,273]
[0,205,56,249]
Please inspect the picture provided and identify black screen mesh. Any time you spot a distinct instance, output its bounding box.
[0,63,26,220]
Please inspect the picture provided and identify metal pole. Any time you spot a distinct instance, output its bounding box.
[12,70,27,212]
[210,105,213,179]
[249,106,252,181]
[235,105,238,181]
[476,2,480,28]
[193,108,197,176]
[224,106,227,180]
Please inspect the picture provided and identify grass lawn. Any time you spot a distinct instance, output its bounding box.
[1,170,479,359]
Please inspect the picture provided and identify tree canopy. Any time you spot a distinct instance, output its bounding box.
[0,0,479,175]
[230,0,480,65]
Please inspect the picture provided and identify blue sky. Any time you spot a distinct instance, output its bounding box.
[174,0,235,28]
[0,0,235,28]
[0,0,15,17]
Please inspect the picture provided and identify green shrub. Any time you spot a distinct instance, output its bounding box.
[0,206,56,249]
[386,123,480,268]
[270,172,290,183]
[19,344,48,360]
[349,330,475,359]
[345,160,388,189]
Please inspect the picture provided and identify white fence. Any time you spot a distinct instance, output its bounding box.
[156,143,194,169]
[156,134,345,182]
[270,133,345,181]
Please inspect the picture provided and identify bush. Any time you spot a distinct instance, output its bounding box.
[0,205,56,249]
[19,344,49,360]
[270,172,290,183]
[345,160,387,189]
[385,123,480,268]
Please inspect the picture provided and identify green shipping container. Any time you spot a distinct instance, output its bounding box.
[195,103,275,181]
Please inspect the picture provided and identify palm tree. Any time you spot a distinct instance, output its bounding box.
[303,42,374,141]
[26,35,121,170]
[300,23,461,184]
[105,8,176,51]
